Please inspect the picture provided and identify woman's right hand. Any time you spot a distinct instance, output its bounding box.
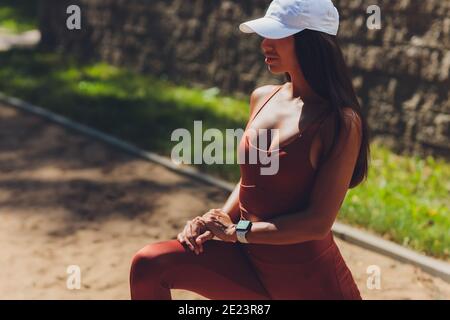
[177,216,214,255]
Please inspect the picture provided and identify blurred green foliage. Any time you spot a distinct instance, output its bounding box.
[0,1,38,33]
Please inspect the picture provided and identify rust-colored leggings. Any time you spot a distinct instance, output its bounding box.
[129,238,362,300]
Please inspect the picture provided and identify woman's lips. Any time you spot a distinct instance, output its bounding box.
[265,56,278,63]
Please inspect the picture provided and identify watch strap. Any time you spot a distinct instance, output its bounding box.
[236,229,249,243]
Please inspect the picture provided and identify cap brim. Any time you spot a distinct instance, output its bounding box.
[239,16,304,39]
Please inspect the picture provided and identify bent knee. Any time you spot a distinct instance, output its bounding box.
[130,247,162,280]
[130,241,180,281]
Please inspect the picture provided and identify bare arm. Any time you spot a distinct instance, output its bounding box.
[220,178,242,223]
[213,85,278,223]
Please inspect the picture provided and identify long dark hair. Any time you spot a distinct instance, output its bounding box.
[286,29,370,188]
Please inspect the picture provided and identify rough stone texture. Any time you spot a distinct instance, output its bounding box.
[38,0,450,158]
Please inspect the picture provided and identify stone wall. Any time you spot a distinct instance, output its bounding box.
[38,0,450,158]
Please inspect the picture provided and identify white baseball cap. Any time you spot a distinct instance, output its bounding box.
[239,0,339,39]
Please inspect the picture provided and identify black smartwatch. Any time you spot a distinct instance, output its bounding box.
[236,220,252,243]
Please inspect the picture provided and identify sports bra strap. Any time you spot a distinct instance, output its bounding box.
[246,85,283,130]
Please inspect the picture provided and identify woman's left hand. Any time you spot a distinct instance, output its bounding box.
[201,208,237,243]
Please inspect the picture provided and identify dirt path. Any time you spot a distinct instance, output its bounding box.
[0,103,449,300]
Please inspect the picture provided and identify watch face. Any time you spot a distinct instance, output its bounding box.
[236,220,251,231]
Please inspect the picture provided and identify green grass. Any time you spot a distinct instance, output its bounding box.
[342,147,449,259]
[0,49,448,260]
[0,1,38,33]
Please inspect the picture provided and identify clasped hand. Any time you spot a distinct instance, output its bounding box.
[176,209,237,254]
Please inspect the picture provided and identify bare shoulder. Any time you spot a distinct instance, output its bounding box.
[317,107,362,155]
[342,107,360,119]
[342,107,362,132]
[321,107,361,131]
[249,84,280,115]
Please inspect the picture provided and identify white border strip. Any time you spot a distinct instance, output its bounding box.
[1,92,449,283]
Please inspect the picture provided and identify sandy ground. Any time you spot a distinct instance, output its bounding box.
[0,103,449,300]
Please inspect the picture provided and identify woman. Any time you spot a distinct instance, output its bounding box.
[129,0,370,300]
